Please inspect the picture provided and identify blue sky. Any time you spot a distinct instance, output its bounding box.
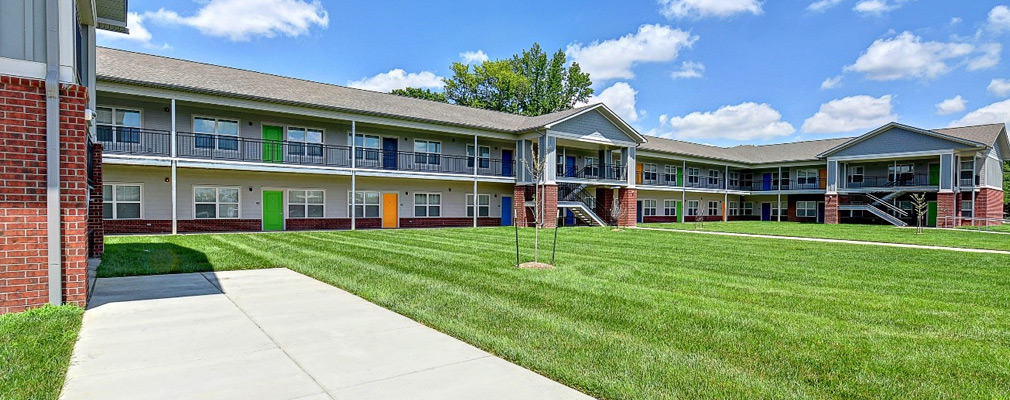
[98,0,1010,146]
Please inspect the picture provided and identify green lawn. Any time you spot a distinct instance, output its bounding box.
[0,305,83,400]
[643,221,1010,251]
[102,228,1010,399]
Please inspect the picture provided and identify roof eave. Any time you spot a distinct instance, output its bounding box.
[543,103,648,144]
[817,122,988,158]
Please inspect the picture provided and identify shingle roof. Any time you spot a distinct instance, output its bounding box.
[932,123,1005,147]
[729,137,854,164]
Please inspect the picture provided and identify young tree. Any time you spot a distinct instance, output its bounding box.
[910,193,928,234]
[389,87,447,103]
[694,203,708,229]
[521,144,549,265]
[610,191,626,229]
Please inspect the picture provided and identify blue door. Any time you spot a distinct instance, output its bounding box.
[382,138,397,170]
[637,200,643,223]
[565,156,576,177]
[761,203,772,221]
[501,149,513,177]
[565,209,575,226]
[762,173,772,191]
[501,196,513,226]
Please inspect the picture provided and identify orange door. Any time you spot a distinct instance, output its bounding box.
[382,193,398,228]
[819,169,828,189]
[636,163,644,185]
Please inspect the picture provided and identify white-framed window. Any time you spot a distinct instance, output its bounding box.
[687,200,700,216]
[663,166,677,184]
[961,199,973,218]
[889,164,914,183]
[729,172,740,188]
[288,189,324,218]
[348,191,381,218]
[742,201,754,216]
[708,201,721,216]
[193,116,239,150]
[103,184,141,219]
[643,164,658,182]
[353,134,381,161]
[642,199,657,216]
[95,106,141,144]
[466,194,490,217]
[467,145,490,169]
[287,127,323,157]
[708,170,720,185]
[664,200,678,216]
[779,171,790,188]
[741,173,754,189]
[771,202,787,217]
[414,139,441,165]
[796,201,817,218]
[414,193,441,217]
[687,168,700,184]
[194,186,239,219]
[796,169,818,187]
[848,166,864,184]
[960,160,975,186]
[585,157,599,177]
[729,201,739,216]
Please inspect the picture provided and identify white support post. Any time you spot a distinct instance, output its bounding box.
[777,166,782,222]
[473,134,478,228]
[724,165,729,222]
[971,155,977,226]
[351,121,357,231]
[170,99,178,235]
[681,160,687,223]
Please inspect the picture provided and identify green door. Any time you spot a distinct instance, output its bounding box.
[263,190,284,231]
[928,164,940,186]
[263,125,283,163]
[927,201,937,227]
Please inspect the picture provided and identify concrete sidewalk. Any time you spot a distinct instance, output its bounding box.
[61,269,592,400]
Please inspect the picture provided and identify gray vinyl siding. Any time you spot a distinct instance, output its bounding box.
[550,110,634,143]
[0,0,47,63]
[831,128,968,157]
[984,152,1003,189]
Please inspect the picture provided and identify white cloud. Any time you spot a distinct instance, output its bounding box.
[802,95,896,133]
[659,114,669,125]
[567,24,698,81]
[820,75,843,89]
[844,32,997,80]
[670,61,705,79]
[988,78,1010,97]
[935,95,966,115]
[460,50,489,64]
[347,69,443,92]
[580,82,640,122]
[853,0,910,16]
[950,17,962,25]
[96,12,170,49]
[807,0,844,12]
[951,99,1010,126]
[987,5,1010,34]
[658,0,763,19]
[147,0,328,42]
[662,102,795,140]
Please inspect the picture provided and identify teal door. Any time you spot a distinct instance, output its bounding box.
[263,190,283,231]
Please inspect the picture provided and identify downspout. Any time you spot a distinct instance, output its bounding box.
[473,134,478,228]
[170,99,177,234]
[45,0,62,305]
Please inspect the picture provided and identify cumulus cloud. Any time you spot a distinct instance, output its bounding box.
[660,102,795,141]
[821,75,843,89]
[802,95,896,133]
[853,0,911,16]
[951,100,1010,126]
[845,32,999,80]
[146,0,328,41]
[807,0,844,12]
[96,12,170,49]
[988,5,1010,34]
[460,50,489,64]
[347,69,443,92]
[567,25,697,81]
[580,82,640,122]
[658,0,763,19]
[935,96,966,115]
[670,61,705,79]
[988,78,1010,97]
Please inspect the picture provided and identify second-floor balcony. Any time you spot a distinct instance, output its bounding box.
[98,128,515,177]
[557,164,627,183]
[846,174,932,189]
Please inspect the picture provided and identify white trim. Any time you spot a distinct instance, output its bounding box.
[465,193,491,218]
[548,129,637,147]
[0,57,46,80]
[818,122,987,157]
[260,187,286,231]
[102,183,144,220]
[192,115,241,150]
[826,149,956,162]
[286,188,326,219]
[192,185,241,219]
[347,190,381,218]
[412,192,442,218]
[542,104,647,143]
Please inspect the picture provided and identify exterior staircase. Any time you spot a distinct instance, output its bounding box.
[557,183,607,226]
[558,201,607,226]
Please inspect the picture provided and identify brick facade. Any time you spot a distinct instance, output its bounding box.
[595,188,615,225]
[974,188,1005,223]
[1,76,90,314]
[88,143,103,257]
[512,185,528,227]
[617,188,637,227]
[105,219,262,234]
[824,194,839,224]
[285,218,381,231]
[937,192,956,228]
[512,185,558,228]
[398,217,500,228]
[542,184,558,228]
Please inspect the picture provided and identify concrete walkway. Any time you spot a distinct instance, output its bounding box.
[61,269,592,400]
[634,226,1010,255]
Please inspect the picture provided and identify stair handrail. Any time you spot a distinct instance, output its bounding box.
[865,193,908,216]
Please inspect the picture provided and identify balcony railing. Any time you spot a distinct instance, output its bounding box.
[99,130,514,177]
[846,174,931,188]
[557,164,627,182]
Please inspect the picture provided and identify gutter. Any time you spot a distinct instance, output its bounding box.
[45,0,62,305]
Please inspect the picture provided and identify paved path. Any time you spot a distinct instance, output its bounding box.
[62,269,592,400]
[633,226,1010,255]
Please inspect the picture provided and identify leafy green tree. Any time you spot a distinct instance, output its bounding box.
[390,87,447,103]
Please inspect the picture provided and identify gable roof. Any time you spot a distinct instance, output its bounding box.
[95,47,644,143]
[639,136,852,165]
[932,123,1006,147]
[816,122,989,158]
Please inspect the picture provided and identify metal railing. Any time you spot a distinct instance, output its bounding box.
[685,178,724,189]
[846,174,932,188]
[558,164,627,182]
[96,127,172,156]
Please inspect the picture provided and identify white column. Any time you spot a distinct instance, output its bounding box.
[723,165,729,222]
[473,134,478,228]
[681,160,687,223]
[351,121,356,230]
[777,166,782,222]
[170,99,178,235]
[971,155,977,225]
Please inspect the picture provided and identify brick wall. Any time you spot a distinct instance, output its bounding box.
[595,188,614,225]
[513,185,528,227]
[824,194,839,224]
[105,219,262,234]
[617,188,637,227]
[88,143,103,257]
[1,76,89,314]
[543,184,558,228]
[975,188,1004,223]
[643,216,678,223]
[937,192,956,228]
[512,185,557,228]
[398,217,499,228]
[285,218,381,231]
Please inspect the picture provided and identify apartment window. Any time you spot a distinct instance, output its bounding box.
[848,166,864,184]
[585,157,599,177]
[642,199,657,216]
[467,145,490,169]
[194,187,239,219]
[796,169,818,187]
[288,190,324,218]
[102,184,141,219]
[779,171,790,188]
[796,201,817,218]
[708,170,721,186]
[664,200,678,216]
[193,117,239,150]
[687,200,700,216]
[742,201,754,216]
[643,164,658,183]
[729,201,739,216]
[287,127,323,157]
[960,160,975,186]
[96,107,141,144]
[353,134,381,161]
[708,201,721,216]
[663,166,677,184]
[729,172,740,188]
[961,199,974,218]
[467,194,490,217]
[414,193,441,217]
[741,173,754,189]
[889,164,913,184]
[771,202,787,217]
[687,168,700,184]
[414,140,441,166]
[348,191,380,218]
